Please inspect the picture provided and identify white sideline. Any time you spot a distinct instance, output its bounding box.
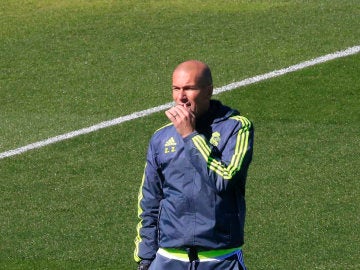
[1,45,359,160]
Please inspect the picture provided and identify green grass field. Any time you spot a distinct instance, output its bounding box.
[1,1,359,269]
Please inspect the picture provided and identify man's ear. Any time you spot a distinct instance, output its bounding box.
[207,85,213,97]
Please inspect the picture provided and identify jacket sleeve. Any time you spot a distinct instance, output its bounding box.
[134,140,163,262]
[183,115,254,192]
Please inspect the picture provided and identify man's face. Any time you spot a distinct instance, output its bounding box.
[172,69,212,117]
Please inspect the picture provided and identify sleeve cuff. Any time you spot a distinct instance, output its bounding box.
[182,131,199,142]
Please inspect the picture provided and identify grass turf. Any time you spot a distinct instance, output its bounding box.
[1,54,359,269]
[1,0,359,149]
[1,1,359,269]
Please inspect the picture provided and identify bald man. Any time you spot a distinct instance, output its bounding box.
[134,60,254,270]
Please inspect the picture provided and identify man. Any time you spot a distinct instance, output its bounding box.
[134,60,254,270]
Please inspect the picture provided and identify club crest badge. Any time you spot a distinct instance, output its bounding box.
[210,131,221,146]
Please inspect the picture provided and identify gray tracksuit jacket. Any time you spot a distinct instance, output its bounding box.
[134,100,254,262]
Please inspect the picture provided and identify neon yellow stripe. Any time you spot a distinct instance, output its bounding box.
[191,116,251,180]
[226,117,246,174]
[231,118,245,171]
[160,246,242,260]
[232,116,251,176]
[192,136,210,160]
[160,248,189,260]
[193,131,248,179]
[155,122,173,133]
[134,163,147,262]
[198,246,241,259]
[215,116,251,178]
[228,128,249,176]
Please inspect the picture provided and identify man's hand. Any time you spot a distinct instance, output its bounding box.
[137,260,151,270]
[165,104,196,138]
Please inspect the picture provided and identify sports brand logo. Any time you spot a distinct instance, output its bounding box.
[164,137,177,153]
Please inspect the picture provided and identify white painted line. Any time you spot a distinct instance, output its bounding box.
[214,45,360,94]
[1,45,359,160]
[0,102,174,160]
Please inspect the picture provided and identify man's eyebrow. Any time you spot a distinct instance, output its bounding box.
[172,85,198,89]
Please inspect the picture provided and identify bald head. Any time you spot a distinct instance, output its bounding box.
[173,60,213,89]
[171,60,213,117]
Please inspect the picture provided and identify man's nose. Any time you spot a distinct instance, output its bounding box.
[177,89,187,100]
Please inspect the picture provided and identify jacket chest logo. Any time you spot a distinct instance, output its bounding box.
[210,131,221,146]
[164,137,177,153]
